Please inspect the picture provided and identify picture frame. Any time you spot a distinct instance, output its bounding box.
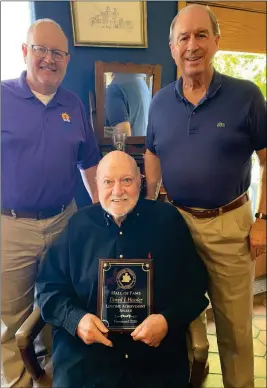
[70,1,147,48]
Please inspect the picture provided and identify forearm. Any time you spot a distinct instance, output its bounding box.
[80,165,99,203]
[255,149,266,214]
[115,122,131,137]
[144,149,162,199]
[160,262,208,331]
[160,262,208,330]
[36,223,89,337]
[39,292,87,337]
[257,169,266,214]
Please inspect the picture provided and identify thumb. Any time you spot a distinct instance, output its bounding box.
[132,325,145,341]
[131,322,144,337]
[93,316,109,333]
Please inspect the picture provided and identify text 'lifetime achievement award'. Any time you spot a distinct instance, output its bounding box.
[97,259,153,331]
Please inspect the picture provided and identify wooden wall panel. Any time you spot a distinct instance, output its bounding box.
[177,1,266,53]
[187,1,266,13]
[210,5,266,53]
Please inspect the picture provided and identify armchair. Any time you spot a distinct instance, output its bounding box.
[16,308,209,388]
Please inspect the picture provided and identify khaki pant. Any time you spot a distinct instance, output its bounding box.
[177,200,255,388]
[1,201,77,388]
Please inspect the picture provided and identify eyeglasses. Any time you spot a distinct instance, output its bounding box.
[27,45,68,62]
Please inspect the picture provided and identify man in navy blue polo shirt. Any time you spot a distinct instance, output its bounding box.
[1,19,100,387]
[145,4,266,388]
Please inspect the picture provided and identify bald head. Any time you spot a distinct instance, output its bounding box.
[97,151,139,179]
[27,19,68,52]
[169,4,220,43]
[96,151,141,225]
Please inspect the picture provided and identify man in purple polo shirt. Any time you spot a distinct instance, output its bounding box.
[145,4,266,388]
[1,19,100,387]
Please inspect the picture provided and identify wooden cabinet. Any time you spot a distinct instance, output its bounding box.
[255,254,267,278]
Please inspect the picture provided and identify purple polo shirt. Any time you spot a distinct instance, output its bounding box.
[1,71,100,211]
[146,71,266,208]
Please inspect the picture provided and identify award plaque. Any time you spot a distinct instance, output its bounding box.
[97,259,153,331]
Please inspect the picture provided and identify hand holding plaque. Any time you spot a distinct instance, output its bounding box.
[76,313,113,347]
[131,314,168,347]
[97,259,153,331]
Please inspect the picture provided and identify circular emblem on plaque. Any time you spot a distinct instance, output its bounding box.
[116,268,136,289]
[115,141,123,151]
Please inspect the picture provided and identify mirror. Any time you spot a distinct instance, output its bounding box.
[95,61,162,145]
[104,72,153,137]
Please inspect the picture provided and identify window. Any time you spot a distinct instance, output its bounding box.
[1,2,31,80]
[214,51,266,98]
[214,50,266,215]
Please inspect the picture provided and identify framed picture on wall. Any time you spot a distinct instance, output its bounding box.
[70,1,147,48]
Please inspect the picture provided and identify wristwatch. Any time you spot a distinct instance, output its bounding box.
[255,212,267,220]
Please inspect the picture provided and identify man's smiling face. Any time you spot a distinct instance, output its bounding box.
[170,6,219,78]
[96,151,141,225]
[22,21,70,94]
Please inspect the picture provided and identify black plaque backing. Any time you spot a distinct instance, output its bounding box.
[97,259,153,331]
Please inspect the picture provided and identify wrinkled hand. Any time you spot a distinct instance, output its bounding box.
[76,313,113,347]
[250,219,267,261]
[131,314,168,347]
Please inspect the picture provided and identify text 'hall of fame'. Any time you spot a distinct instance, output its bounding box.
[97,259,153,331]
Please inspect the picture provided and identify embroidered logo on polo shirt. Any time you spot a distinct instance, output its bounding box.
[217,122,225,128]
[61,112,71,123]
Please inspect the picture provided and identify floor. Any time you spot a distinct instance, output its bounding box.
[203,292,267,388]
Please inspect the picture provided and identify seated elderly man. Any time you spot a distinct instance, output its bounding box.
[36,151,209,388]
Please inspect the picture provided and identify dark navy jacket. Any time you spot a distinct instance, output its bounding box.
[37,199,208,388]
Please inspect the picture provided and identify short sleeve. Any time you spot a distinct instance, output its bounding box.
[249,86,267,151]
[145,102,157,154]
[77,100,101,170]
[105,84,129,126]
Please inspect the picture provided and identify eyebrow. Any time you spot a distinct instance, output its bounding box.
[102,174,133,179]
[178,28,210,37]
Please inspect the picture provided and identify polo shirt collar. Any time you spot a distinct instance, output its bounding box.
[175,68,222,101]
[207,70,221,98]
[17,71,34,99]
[17,71,69,106]
[103,198,143,227]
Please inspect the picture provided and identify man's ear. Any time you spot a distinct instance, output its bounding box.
[215,34,220,50]
[169,42,175,61]
[66,54,71,65]
[22,43,28,64]
[138,171,142,189]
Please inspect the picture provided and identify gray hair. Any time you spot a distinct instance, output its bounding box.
[27,18,68,47]
[169,5,220,42]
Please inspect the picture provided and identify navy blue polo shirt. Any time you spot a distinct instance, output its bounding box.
[1,71,100,211]
[146,71,266,208]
